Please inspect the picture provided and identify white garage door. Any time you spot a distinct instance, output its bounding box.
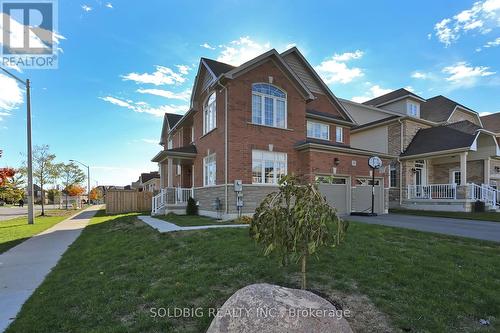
[351,185,384,214]
[317,177,349,215]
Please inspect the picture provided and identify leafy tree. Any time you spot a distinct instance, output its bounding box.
[250,176,348,289]
[60,163,85,209]
[0,169,24,204]
[47,188,60,204]
[65,184,85,197]
[89,187,103,202]
[21,145,58,216]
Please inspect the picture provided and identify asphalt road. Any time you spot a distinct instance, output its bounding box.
[0,205,60,221]
[349,213,500,243]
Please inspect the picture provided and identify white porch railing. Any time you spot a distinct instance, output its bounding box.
[407,183,497,208]
[469,183,496,208]
[407,184,457,199]
[152,187,194,215]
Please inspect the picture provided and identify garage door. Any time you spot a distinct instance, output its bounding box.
[351,185,384,214]
[317,176,349,215]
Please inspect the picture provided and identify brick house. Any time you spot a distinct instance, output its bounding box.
[347,88,500,212]
[151,48,392,218]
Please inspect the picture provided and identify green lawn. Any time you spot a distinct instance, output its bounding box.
[390,208,500,222]
[0,209,80,254]
[6,210,500,333]
[156,213,244,227]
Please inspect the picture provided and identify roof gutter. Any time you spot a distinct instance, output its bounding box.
[399,147,470,160]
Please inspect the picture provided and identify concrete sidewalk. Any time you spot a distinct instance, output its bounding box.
[0,206,101,332]
[138,215,248,233]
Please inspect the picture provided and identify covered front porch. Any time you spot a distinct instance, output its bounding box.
[402,131,500,211]
[151,146,197,215]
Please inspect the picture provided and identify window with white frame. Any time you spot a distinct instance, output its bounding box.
[191,126,195,143]
[251,83,287,128]
[452,171,461,185]
[390,165,397,188]
[203,154,216,186]
[336,126,344,143]
[252,150,287,184]
[176,164,181,176]
[167,137,173,149]
[407,102,420,117]
[204,93,216,134]
[356,178,380,186]
[307,121,329,140]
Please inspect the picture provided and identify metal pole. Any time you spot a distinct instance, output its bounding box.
[26,79,34,224]
[87,165,90,206]
[371,167,375,215]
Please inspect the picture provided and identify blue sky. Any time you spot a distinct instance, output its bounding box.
[1,0,500,186]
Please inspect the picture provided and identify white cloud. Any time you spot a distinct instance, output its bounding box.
[351,84,393,103]
[217,36,271,66]
[484,36,500,47]
[442,61,495,87]
[434,0,500,46]
[314,51,364,84]
[105,3,113,9]
[0,74,24,114]
[136,88,191,101]
[100,96,188,117]
[141,138,159,144]
[200,42,215,50]
[121,65,189,86]
[285,43,297,50]
[480,111,493,116]
[81,4,92,12]
[332,50,364,62]
[411,71,428,79]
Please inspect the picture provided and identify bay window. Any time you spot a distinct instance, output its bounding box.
[203,154,216,186]
[252,150,287,184]
[251,83,287,128]
[204,93,216,134]
[307,121,329,140]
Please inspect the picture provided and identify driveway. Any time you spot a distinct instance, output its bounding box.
[0,205,59,222]
[348,213,500,243]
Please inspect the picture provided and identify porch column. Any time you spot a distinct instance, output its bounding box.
[460,152,467,186]
[484,158,491,185]
[167,158,173,187]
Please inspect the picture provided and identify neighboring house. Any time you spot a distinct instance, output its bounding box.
[130,171,161,192]
[152,47,392,218]
[348,88,500,212]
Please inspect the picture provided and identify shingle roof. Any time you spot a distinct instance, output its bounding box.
[401,123,477,157]
[480,113,500,133]
[362,88,424,107]
[166,145,197,154]
[305,109,351,123]
[140,171,160,183]
[202,58,235,77]
[445,120,481,135]
[351,115,401,130]
[420,95,475,122]
[165,113,183,128]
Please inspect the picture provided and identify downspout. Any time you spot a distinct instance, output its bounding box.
[398,118,404,206]
[217,81,229,215]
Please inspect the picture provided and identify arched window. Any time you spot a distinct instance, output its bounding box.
[204,93,216,134]
[252,83,287,128]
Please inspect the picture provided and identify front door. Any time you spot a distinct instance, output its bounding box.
[415,168,423,197]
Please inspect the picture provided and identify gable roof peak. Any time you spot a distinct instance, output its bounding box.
[362,88,426,107]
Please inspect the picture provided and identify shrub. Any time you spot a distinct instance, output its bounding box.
[186,197,198,215]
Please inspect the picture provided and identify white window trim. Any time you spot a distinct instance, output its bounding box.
[307,120,330,140]
[252,150,287,185]
[407,101,420,118]
[167,136,173,149]
[251,83,287,129]
[451,170,461,185]
[336,126,344,143]
[176,164,181,176]
[203,93,216,135]
[203,154,216,187]
[389,165,397,188]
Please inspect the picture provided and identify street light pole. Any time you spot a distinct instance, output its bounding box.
[1,67,34,224]
[69,159,90,206]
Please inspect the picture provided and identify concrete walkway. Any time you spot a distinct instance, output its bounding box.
[0,206,101,332]
[138,215,248,233]
[349,213,500,243]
